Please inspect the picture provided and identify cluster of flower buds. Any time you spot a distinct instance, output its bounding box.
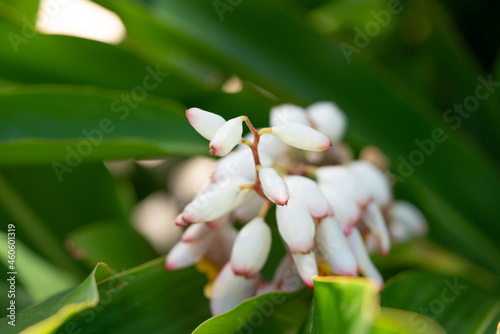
[165,102,428,316]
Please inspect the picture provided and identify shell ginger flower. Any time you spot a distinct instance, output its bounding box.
[166,102,428,316]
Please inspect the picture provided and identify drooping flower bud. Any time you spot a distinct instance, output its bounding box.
[210,263,259,315]
[182,184,241,224]
[186,107,226,140]
[270,123,332,152]
[209,116,244,156]
[276,199,316,254]
[270,255,303,292]
[165,233,214,271]
[347,228,384,291]
[307,101,347,142]
[389,201,428,243]
[174,213,188,227]
[319,184,361,234]
[315,217,358,276]
[259,167,289,205]
[349,161,392,207]
[291,252,318,289]
[230,217,272,278]
[284,175,333,219]
[316,166,371,207]
[270,103,309,127]
[362,202,391,256]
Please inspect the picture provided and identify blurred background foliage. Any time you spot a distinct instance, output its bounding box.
[0,0,499,333]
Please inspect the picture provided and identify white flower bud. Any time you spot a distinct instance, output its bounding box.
[205,223,238,268]
[276,199,316,254]
[258,133,288,161]
[209,116,244,156]
[182,185,241,224]
[284,175,333,219]
[307,101,347,142]
[230,217,272,278]
[362,202,391,256]
[389,201,428,243]
[291,252,318,289]
[181,215,229,242]
[319,184,361,234]
[349,161,392,207]
[174,213,188,227]
[347,228,384,291]
[270,123,332,152]
[186,107,226,140]
[165,234,213,270]
[315,217,358,276]
[210,263,259,315]
[270,103,309,127]
[271,255,303,292]
[259,167,289,205]
[316,166,371,207]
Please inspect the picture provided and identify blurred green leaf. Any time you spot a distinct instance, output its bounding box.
[193,288,312,333]
[68,221,157,271]
[381,271,500,334]
[0,262,112,334]
[0,86,206,164]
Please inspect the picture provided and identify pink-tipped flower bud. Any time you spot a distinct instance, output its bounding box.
[209,116,244,156]
[270,103,309,127]
[210,263,259,315]
[315,217,358,276]
[307,101,347,142]
[270,123,332,152]
[165,234,213,271]
[347,228,384,291]
[349,160,392,207]
[284,175,333,219]
[319,184,361,234]
[186,107,226,140]
[389,201,428,244]
[182,184,241,224]
[259,167,289,205]
[362,202,391,256]
[276,199,316,254]
[174,213,188,227]
[230,217,272,278]
[291,252,318,289]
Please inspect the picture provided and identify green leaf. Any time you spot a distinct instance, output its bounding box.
[0,229,78,304]
[381,271,500,334]
[0,263,112,334]
[301,276,378,334]
[193,288,312,334]
[0,86,206,165]
[372,307,446,334]
[68,221,158,271]
[65,259,211,333]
